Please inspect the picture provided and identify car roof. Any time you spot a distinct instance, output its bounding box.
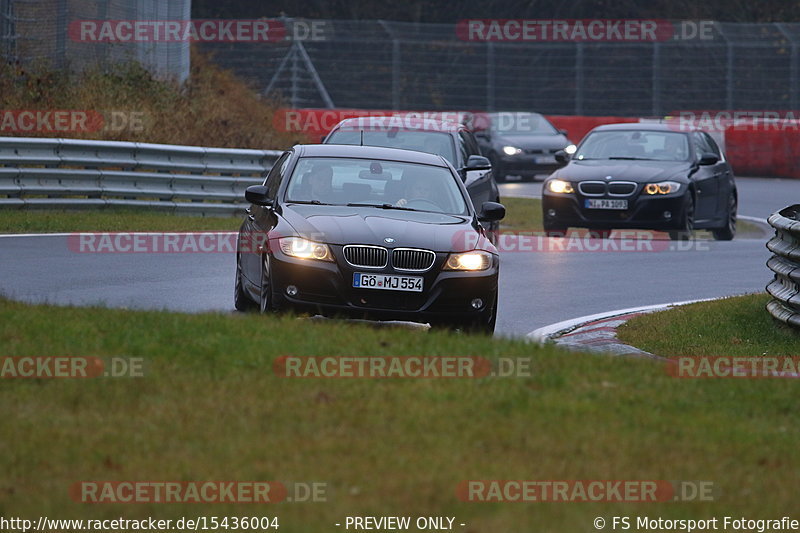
[590,122,694,133]
[333,116,465,134]
[293,143,450,167]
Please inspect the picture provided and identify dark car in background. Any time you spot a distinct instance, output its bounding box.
[235,144,505,333]
[470,112,576,182]
[323,116,501,236]
[542,123,737,240]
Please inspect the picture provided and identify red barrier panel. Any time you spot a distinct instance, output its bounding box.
[724,125,800,178]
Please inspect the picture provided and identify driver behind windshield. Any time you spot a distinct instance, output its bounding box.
[296,164,333,202]
[396,176,436,208]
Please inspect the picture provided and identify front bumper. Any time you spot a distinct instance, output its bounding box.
[542,190,688,230]
[497,153,564,175]
[268,246,499,323]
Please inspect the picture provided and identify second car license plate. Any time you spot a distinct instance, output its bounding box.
[353,273,423,292]
[585,199,628,210]
[536,155,557,164]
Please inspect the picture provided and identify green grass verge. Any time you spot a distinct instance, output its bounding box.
[617,293,800,357]
[1,297,798,529]
[0,199,543,234]
[0,199,764,238]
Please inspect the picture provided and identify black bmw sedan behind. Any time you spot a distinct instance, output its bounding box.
[542,123,737,240]
[234,144,505,333]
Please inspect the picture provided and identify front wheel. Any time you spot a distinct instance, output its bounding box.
[669,193,695,241]
[259,254,279,314]
[712,193,737,241]
[234,253,256,312]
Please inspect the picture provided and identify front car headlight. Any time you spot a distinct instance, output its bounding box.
[547,179,574,194]
[564,144,577,155]
[278,237,334,261]
[443,251,493,271]
[502,145,523,156]
[643,181,681,195]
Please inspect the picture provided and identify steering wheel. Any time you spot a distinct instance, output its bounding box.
[405,198,442,211]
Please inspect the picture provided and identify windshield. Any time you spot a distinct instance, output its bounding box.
[284,157,469,215]
[325,129,457,166]
[575,130,690,161]
[488,112,559,136]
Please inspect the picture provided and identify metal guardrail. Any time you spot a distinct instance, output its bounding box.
[766,205,800,328]
[0,137,282,216]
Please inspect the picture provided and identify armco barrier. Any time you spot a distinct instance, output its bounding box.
[766,205,800,328]
[0,137,282,216]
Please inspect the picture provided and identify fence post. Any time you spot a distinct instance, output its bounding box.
[392,38,400,111]
[726,43,734,110]
[575,43,584,115]
[652,42,661,116]
[776,23,798,111]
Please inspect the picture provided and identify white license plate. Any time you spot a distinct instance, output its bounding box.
[585,199,628,210]
[353,273,423,292]
[536,155,557,164]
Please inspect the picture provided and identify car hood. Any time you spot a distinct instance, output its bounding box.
[280,204,485,253]
[552,159,692,183]
[494,134,569,151]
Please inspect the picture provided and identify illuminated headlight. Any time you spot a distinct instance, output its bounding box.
[444,251,492,271]
[278,237,333,261]
[644,181,681,195]
[502,146,522,156]
[564,144,577,155]
[547,179,574,194]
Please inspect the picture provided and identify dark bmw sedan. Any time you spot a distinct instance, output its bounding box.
[234,144,505,333]
[472,112,576,182]
[542,123,737,240]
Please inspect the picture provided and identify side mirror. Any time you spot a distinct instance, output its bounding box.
[698,152,719,165]
[478,201,505,222]
[464,155,492,172]
[554,150,568,164]
[245,185,273,206]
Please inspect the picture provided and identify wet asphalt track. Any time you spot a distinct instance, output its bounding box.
[0,177,794,336]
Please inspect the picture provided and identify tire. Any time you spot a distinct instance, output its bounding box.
[234,252,256,312]
[544,220,568,237]
[711,193,737,241]
[259,254,278,314]
[669,193,695,241]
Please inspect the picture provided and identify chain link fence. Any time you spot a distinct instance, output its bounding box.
[200,19,800,116]
[1,0,189,82]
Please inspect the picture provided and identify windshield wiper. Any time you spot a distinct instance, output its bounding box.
[288,199,327,205]
[346,202,419,212]
[607,156,655,161]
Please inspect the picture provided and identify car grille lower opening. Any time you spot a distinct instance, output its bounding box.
[343,245,388,268]
[392,248,436,271]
